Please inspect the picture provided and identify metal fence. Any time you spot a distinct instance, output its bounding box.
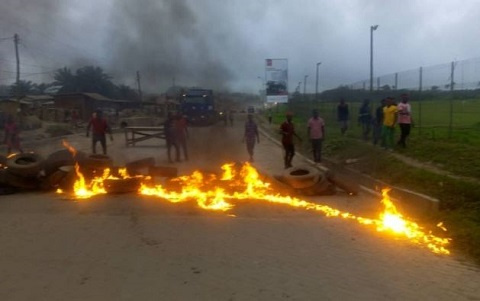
[343,57,480,139]
[349,57,480,92]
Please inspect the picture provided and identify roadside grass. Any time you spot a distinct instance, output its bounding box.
[263,101,480,263]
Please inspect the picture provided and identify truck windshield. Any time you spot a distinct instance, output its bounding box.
[184,96,207,104]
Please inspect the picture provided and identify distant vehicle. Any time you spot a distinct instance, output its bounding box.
[247,106,255,114]
[181,89,217,125]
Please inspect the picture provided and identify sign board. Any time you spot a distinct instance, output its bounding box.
[265,59,288,103]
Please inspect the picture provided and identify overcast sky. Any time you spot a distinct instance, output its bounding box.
[0,0,479,93]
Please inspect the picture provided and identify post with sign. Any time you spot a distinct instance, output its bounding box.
[265,59,289,110]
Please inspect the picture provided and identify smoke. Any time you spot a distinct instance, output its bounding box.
[105,0,236,92]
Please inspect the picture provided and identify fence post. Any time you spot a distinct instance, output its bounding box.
[449,61,454,138]
[418,67,422,135]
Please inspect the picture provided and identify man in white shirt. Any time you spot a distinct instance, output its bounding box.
[397,94,412,148]
[307,109,325,163]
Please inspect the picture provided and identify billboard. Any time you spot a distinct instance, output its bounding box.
[265,59,288,103]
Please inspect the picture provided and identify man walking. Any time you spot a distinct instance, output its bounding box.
[86,110,113,155]
[381,97,397,151]
[175,113,189,161]
[280,112,301,168]
[243,114,260,162]
[307,109,325,163]
[397,93,412,147]
[164,112,180,163]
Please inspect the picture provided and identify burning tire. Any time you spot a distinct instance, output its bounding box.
[43,150,86,176]
[126,157,156,175]
[83,154,113,169]
[296,176,336,196]
[39,168,70,191]
[103,177,142,194]
[4,170,39,190]
[326,172,360,196]
[282,166,321,189]
[6,152,44,178]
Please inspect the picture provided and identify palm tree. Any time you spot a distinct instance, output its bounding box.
[54,67,76,92]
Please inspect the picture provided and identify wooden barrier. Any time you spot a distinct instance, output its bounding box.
[124,126,165,147]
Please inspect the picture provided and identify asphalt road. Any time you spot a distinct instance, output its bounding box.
[1,114,479,300]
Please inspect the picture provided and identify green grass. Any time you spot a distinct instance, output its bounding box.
[263,99,480,263]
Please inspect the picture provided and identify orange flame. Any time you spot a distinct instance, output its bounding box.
[58,160,451,255]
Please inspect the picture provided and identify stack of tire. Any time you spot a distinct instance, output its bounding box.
[280,165,360,196]
[0,152,45,193]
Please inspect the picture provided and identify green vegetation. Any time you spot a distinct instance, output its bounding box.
[263,97,480,262]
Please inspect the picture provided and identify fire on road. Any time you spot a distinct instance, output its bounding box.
[56,142,451,256]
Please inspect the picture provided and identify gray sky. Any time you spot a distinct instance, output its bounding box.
[0,0,479,93]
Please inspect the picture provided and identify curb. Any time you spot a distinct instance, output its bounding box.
[257,121,440,215]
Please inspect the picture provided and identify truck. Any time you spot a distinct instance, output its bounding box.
[180,88,217,125]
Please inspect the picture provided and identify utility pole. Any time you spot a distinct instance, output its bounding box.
[370,25,378,92]
[419,66,423,134]
[136,71,143,102]
[449,61,455,138]
[315,62,321,104]
[394,73,398,90]
[14,33,20,99]
[303,75,308,102]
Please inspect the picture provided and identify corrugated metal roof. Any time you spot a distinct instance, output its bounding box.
[82,93,112,101]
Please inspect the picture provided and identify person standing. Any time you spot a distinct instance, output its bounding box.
[175,113,189,161]
[337,98,349,135]
[243,114,260,162]
[373,99,386,146]
[86,110,113,155]
[358,99,372,141]
[307,109,325,163]
[164,112,180,163]
[268,109,273,124]
[3,114,23,154]
[381,97,397,151]
[280,112,301,168]
[397,93,413,147]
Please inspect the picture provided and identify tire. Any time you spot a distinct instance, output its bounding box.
[5,171,39,190]
[327,173,360,196]
[39,169,70,191]
[148,165,178,178]
[43,149,86,176]
[282,166,321,189]
[6,152,44,178]
[82,154,113,169]
[126,157,155,175]
[103,177,142,194]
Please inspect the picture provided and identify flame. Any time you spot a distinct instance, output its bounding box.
[62,139,77,157]
[57,159,451,255]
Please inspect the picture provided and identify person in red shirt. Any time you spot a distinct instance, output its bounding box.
[280,112,301,168]
[175,113,189,161]
[3,114,23,154]
[86,110,113,155]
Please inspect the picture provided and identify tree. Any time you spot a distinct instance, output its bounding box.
[9,80,35,95]
[431,85,439,91]
[381,84,391,91]
[115,84,139,101]
[75,66,114,96]
[54,67,76,93]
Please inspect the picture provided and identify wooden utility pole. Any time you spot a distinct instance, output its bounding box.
[14,33,20,98]
[136,71,143,102]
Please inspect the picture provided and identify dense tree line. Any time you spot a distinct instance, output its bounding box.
[3,66,139,101]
